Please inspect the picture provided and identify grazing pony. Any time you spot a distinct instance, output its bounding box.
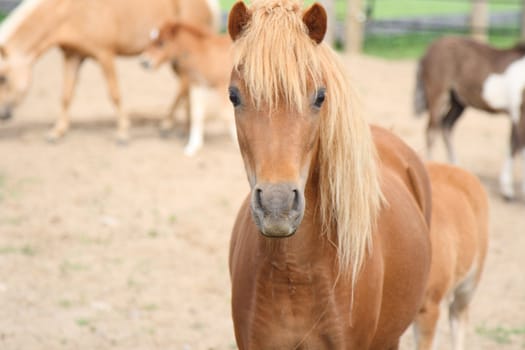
[141,21,235,156]
[415,36,525,199]
[414,162,489,350]
[228,1,433,348]
[0,0,219,142]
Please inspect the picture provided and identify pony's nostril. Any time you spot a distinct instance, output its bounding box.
[255,188,263,210]
[291,189,300,211]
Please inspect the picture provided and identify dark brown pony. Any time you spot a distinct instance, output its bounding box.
[415,36,525,199]
[228,1,433,348]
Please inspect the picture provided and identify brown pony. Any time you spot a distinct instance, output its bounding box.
[415,36,525,199]
[0,0,219,142]
[141,21,235,156]
[227,1,433,348]
[414,162,489,350]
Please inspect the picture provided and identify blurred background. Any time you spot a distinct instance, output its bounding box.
[0,1,524,349]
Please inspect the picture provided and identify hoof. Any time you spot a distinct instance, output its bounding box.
[46,131,62,143]
[115,133,129,146]
[501,188,515,202]
[183,145,200,157]
[159,128,171,138]
[500,181,515,202]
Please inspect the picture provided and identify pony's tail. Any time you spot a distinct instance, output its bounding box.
[414,59,427,117]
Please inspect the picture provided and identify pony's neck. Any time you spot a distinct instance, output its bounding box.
[0,0,68,61]
[177,28,217,58]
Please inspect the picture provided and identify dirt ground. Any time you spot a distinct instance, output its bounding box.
[0,49,523,350]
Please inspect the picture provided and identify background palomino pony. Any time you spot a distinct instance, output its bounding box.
[141,21,235,156]
[0,0,219,142]
[415,36,525,200]
[228,1,432,348]
[414,162,489,350]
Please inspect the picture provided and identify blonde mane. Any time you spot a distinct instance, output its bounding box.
[232,0,384,283]
[0,0,45,44]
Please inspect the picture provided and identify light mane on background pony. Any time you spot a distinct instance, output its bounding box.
[0,0,43,45]
[232,0,383,281]
[0,0,219,142]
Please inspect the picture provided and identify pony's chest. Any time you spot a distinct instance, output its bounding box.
[244,261,350,349]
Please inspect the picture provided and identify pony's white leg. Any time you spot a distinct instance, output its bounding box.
[449,306,468,350]
[442,127,458,165]
[47,51,84,141]
[184,86,206,156]
[449,265,478,350]
[99,55,128,143]
[499,151,515,199]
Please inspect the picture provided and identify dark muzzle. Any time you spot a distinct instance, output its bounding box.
[251,182,305,238]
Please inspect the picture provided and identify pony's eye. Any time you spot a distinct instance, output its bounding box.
[229,87,241,107]
[156,40,164,48]
[0,75,6,85]
[313,88,326,108]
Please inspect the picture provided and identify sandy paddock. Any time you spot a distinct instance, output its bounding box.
[0,49,523,349]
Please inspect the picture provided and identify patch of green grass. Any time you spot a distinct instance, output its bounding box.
[58,299,73,308]
[476,323,525,345]
[0,245,36,256]
[142,303,158,311]
[219,0,520,19]
[168,214,177,225]
[370,0,520,19]
[60,260,88,276]
[76,318,90,327]
[363,28,520,59]
[20,245,36,256]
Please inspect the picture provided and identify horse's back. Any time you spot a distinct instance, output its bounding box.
[427,162,489,283]
[59,0,215,55]
[372,125,432,225]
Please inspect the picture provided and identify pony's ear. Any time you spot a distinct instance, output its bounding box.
[228,1,250,41]
[303,3,327,44]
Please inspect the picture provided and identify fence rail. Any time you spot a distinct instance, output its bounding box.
[0,0,19,12]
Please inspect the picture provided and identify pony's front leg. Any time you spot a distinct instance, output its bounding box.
[162,74,190,136]
[99,55,128,143]
[413,300,440,350]
[425,122,439,161]
[183,86,206,156]
[47,50,84,141]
